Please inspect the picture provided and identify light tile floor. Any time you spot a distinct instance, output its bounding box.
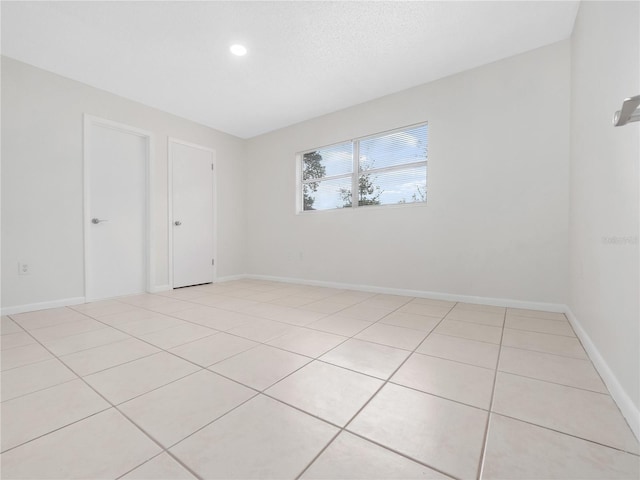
[1,279,639,479]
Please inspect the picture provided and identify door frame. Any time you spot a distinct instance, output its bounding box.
[83,114,155,301]
[167,137,217,289]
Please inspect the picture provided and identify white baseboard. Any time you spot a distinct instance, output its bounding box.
[2,297,86,316]
[3,284,171,314]
[565,307,640,442]
[243,274,566,312]
[148,284,171,293]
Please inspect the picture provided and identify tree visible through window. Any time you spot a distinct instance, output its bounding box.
[300,123,427,211]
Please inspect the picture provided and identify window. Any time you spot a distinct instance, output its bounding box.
[299,123,428,212]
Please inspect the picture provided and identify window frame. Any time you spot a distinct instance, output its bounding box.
[297,121,428,213]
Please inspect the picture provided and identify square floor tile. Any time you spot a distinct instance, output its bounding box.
[454,302,505,314]
[1,342,53,371]
[338,303,396,322]
[1,332,36,350]
[137,323,217,349]
[170,332,258,367]
[268,307,326,326]
[214,297,260,312]
[97,308,160,327]
[266,361,383,426]
[189,294,234,307]
[482,414,640,479]
[209,344,311,390]
[417,333,499,369]
[244,291,289,302]
[492,372,639,453]
[171,307,252,331]
[170,395,338,479]
[0,408,161,479]
[507,308,566,321]
[119,294,175,308]
[498,346,607,393]
[398,302,452,318]
[326,292,374,306]
[84,352,200,404]
[349,383,487,479]
[270,295,317,307]
[2,316,24,335]
[225,318,293,342]
[303,300,349,315]
[242,303,310,323]
[320,339,410,379]
[117,315,187,336]
[44,327,130,356]
[410,298,456,308]
[145,300,195,315]
[307,315,372,337]
[1,379,110,451]
[355,323,428,350]
[505,314,575,336]
[59,338,161,376]
[502,328,587,359]
[267,327,346,358]
[301,431,449,479]
[391,353,495,409]
[72,300,139,317]
[434,319,502,344]
[446,308,504,327]
[379,311,441,332]
[10,308,87,331]
[1,358,76,401]
[122,453,197,479]
[120,370,255,447]
[364,294,413,308]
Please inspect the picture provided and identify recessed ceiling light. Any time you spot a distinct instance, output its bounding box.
[230,44,248,56]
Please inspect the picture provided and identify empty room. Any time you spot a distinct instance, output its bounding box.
[1,1,639,479]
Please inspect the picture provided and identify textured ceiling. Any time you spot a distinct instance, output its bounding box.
[1,1,579,138]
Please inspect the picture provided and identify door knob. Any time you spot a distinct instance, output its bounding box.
[174,221,182,226]
[91,218,108,224]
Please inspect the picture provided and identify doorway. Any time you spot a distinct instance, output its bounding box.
[83,115,152,301]
[169,138,216,288]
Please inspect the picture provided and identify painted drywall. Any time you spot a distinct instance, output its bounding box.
[1,56,247,309]
[569,1,639,431]
[246,41,570,304]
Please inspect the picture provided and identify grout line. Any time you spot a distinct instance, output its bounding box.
[1,293,487,478]
[6,282,638,478]
[0,375,80,404]
[411,350,497,371]
[490,412,640,458]
[495,370,612,396]
[427,330,502,346]
[294,301,458,480]
[2,313,230,480]
[114,451,167,480]
[475,308,507,480]
[341,429,461,480]
[0,406,114,455]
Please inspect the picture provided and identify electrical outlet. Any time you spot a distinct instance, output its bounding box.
[18,262,30,275]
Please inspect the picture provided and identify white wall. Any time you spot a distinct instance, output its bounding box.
[1,57,247,310]
[569,1,639,434]
[246,41,570,305]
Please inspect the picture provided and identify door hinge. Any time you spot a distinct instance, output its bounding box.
[211,163,214,171]
[212,259,215,266]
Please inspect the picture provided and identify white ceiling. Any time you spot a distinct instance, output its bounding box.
[1,1,579,138]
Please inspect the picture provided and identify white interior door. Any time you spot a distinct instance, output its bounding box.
[171,140,215,288]
[85,118,148,301]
